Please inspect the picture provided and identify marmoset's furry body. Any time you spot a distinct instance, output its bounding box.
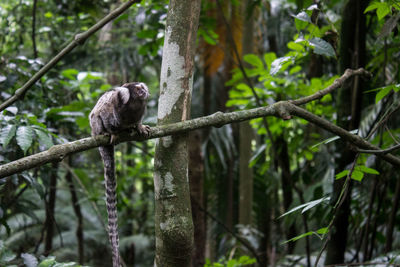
[89,82,150,267]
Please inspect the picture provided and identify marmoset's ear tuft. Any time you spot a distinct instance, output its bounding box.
[115,86,130,104]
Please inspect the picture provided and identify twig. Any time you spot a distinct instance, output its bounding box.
[191,196,261,263]
[0,0,140,112]
[385,125,400,144]
[290,68,371,106]
[325,262,400,267]
[61,162,107,231]
[314,154,359,267]
[357,144,400,154]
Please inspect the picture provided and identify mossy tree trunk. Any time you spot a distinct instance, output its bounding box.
[154,1,201,266]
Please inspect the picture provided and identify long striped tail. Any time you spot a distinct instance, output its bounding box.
[99,145,121,267]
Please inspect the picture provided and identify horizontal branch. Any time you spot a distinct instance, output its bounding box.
[1,99,400,179]
[0,0,139,112]
[0,106,276,178]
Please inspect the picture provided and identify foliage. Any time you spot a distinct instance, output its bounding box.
[0,0,400,266]
[205,256,256,267]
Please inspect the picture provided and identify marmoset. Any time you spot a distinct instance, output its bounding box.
[89,82,150,267]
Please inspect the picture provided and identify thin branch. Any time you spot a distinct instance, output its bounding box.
[290,68,372,106]
[32,0,38,58]
[0,0,140,112]
[191,196,261,263]
[1,99,400,179]
[287,103,400,165]
[325,262,400,267]
[357,144,400,154]
[60,162,107,231]
[314,154,359,267]
[385,124,400,144]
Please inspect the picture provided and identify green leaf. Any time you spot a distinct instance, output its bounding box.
[21,253,38,267]
[16,126,34,154]
[294,11,311,22]
[295,18,309,31]
[270,56,292,75]
[34,129,53,149]
[364,2,380,13]
[376,3,391,20]
[5,106,18,115]
[375,85,393,103]
[0,250,16,263]
[282,226,329,244]
[289,65,302,75]
[282,231,313,243]
[304,150,313,160]
[114,13,128,23]
[243,54,264,69]
[316,227,329,234]
[137,29,158,39]
[0,125,17,147]
[335,170,349,179]
[356,165,380,175]
[288,41,305,52]
[61,69,79,80]
[293,11,311,23]
[264,52,277,70]
[351,170,364,182]
[236,83,251,91]
[38,257,56,267]
[198,28,219,45]
[279,197,330,218]
[308,38,336,57]
[312,129,358,148]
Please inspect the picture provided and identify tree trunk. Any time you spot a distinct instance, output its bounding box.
[276,136,296,254]
[65,158,84,264]
[189,130,206,267]
[154,1,201,266]
[325,0,367,264]
[385,172,400,252]
[238,0,254,227]
[44,162,58,256]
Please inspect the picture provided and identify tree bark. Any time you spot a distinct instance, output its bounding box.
[276,136,296,254]
[65,158,84,264]
[385,172,400,252]
[325,0,367,264]
[44,162,58,256]
[154,1,201,266]
[239,0,254,227]
[189,131,206,267]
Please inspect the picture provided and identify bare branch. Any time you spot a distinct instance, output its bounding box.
[357,144,400,155]
[0,0,140,112]
[290,68,372,106]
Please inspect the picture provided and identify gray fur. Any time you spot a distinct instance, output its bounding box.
[89,82,150,267]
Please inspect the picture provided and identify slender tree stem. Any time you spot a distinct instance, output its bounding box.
[0,0,140,112]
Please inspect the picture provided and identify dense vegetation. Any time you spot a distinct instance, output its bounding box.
[0,0,400,266]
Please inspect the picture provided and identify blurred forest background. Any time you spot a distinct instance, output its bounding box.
[1,0,400,266]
